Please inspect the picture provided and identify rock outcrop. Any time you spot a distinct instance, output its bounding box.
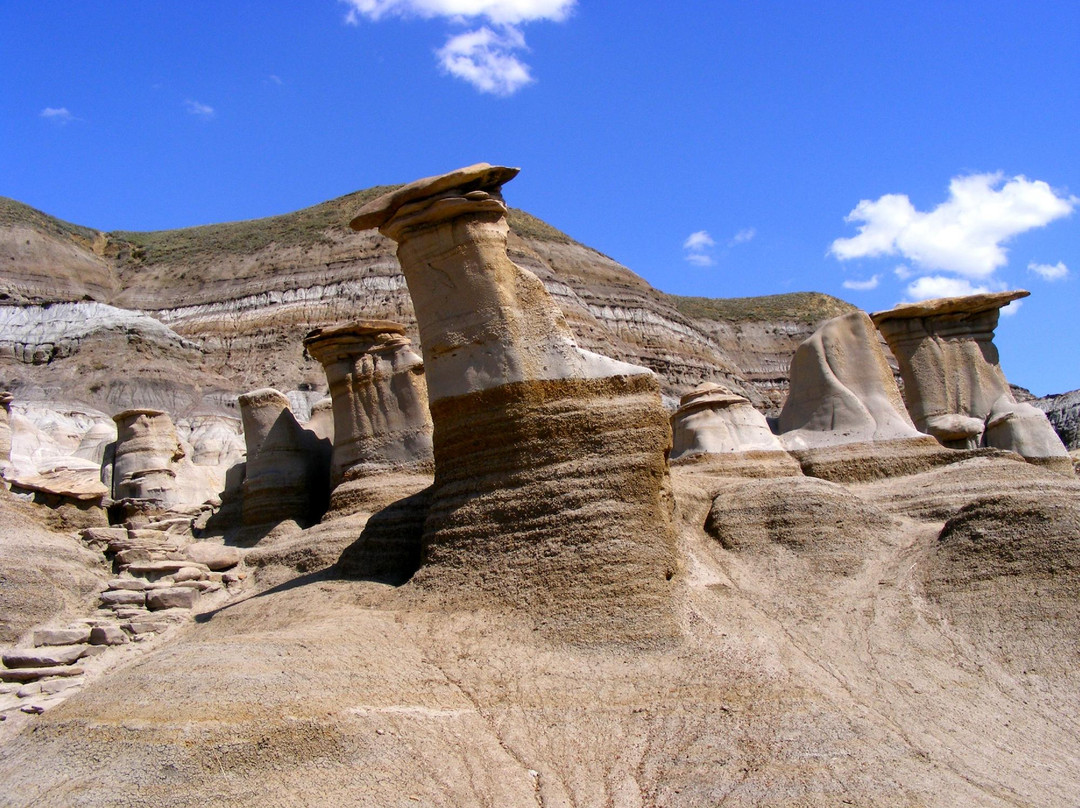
[351,164,678,643]
[237,388,330,529]
[669,383,800,477]
[778,311,922,448]
[1033,388,1080,450]
[774,311,946,481]
[872,291,1070,472]
[111,409,219,508]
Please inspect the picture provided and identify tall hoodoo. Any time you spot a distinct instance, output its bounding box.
[871,291,1070,471]
[351,164,678,643]
[303,320,433,493]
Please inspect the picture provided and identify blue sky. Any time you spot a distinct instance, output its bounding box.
[2,1,1077,395]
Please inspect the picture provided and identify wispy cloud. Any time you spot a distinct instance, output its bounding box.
[683,230,716,267]
[340,0,575,95]
[831,173,1076,278]
[1028,261,1069,281]
[40,107,74,124]
[184,99,215,118]
[728,227,755,246]
[842,274,881,291]
[266,74,283,86]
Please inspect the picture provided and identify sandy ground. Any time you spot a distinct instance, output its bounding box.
[0,456,1078,806]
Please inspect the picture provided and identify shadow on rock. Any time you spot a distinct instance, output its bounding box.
[334,485,431,585]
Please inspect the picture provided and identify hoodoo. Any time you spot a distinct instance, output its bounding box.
[237,388,330,529]
[303,320,433,501]
[351,164,679,643]
[872,291,1070,472]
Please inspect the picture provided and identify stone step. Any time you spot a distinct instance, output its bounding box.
[125,560,211,577]
[33,628,92,647]
[89,626,129,646]
[3,645,88,668]
[106,578,150,591]
[99,590,146,607]
[146,587,198,611]
[0,665,85,683]
[125,621,170,635]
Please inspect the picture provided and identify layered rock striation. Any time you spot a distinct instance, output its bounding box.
[351,164,678,643]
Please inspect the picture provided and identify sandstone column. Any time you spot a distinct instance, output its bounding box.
[238,388,330,528]
[350,164,678,643]
[303,320,433,493]
[871,291,1070,472]
[111,409,185,505]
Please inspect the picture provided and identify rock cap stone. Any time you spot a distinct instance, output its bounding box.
[349,163,520,232]
[871,290,1028,324]
[304,320,407,347]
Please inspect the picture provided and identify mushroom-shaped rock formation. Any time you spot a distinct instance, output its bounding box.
[669,383,801,477]
[238,388,330,529]
[304,321,433,491]
[871,291,1070,472]
[351,164,678,644]
[777,311,949,481]
[111,409,186,505]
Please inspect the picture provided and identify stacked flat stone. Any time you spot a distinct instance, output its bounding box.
[872,291,1070,474]
[350,163,678,644]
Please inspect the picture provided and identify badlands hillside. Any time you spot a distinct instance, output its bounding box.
[0,165,1078,807]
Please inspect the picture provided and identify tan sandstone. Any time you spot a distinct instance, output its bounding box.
[351,164,678,644]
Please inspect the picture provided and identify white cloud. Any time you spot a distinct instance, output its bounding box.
[683,230,715,251]
[341,0,573,95]
[893,264,913,280]
[729,227,756,246]
[904,275,992,301]
[342,0,575,25]
[685,253,715,268]
[1028,261,1069,281]
[437,26,532,95]
[40,107,73,124]
[831,173,1077,278]
[184,99,215,117]
[683,230,716,266]
[842,274,881,291]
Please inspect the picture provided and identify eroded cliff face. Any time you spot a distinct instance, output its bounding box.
[0,191,854,417]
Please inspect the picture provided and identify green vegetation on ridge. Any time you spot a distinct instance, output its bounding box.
[670,291,856,324]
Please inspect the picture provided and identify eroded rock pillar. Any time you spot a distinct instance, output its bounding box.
[871,291,1069,471]
[111,409,185,505]
[238,388,329,528]
[303,321,433,493]
[350,164,678,643]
